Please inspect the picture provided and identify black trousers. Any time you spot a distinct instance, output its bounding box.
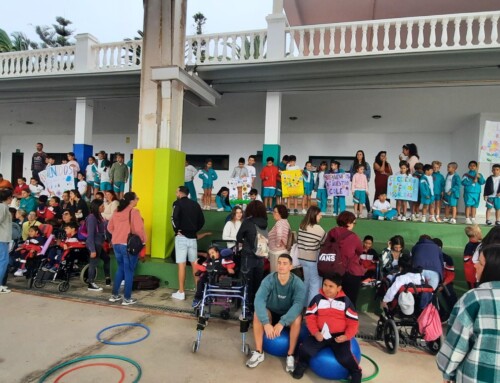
[297,334,362,383]
[342,273,363,308]
[88,245,110,283]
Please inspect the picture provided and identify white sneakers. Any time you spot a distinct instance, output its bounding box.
[246,351,265,368]
[217,208,224,212]
[449,218,457,224]
[0,286,11,294]
[286,355,295,372]
[430,216,437,223]
[172,290,186,300]
[14,269,26,277]
[465,218,472,225]
[421,216,427,223]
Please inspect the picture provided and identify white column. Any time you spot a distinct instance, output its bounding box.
[264,92,282,145]
[266,0,287,60]
[74,97,93,144]
[158,80,184,150]
[74,34,99,73]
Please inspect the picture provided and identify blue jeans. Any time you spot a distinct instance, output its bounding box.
[300,259,322,307]
[0,242,9,286]
[422,269,440,290]
[112,244,139,300]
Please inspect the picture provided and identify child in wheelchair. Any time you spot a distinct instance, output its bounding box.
[192,245,235,308]
[12,226,46,277]
[42,222,86,273]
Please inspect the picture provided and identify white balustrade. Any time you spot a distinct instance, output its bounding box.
[92,40,142,71]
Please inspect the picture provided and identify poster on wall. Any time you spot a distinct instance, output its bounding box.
[324,173,351,197]
[281,169,304,198]
[386,175,419,201]
[38,165,75,197]
[480,121,500,163]
[228,177,251,204]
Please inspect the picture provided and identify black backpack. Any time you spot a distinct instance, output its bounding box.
[132,275,161,290]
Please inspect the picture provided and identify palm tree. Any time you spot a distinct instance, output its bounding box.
[0,28,13,52]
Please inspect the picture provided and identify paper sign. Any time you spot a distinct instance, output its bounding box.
[281,169,304,198]
[324,173,351,197]
[228,177,251,204]
[480,121,500,163]
[38,165,75,198]
[387,175,419,201]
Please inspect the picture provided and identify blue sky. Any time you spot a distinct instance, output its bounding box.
[0,0,270,43]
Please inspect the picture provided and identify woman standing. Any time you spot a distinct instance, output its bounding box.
[85,199,111,292]
[349,150,372,213]
[236,200,268,315]
[373,151,393,201]
[102,190,119,221]
[0,189,13,293]
[325,211,364,306]
[297,206,326,307]
[437,244,500,383]
[222,206,243,248]
[108,192,146,306]
[268,204,291,273]
[399,143,420,173]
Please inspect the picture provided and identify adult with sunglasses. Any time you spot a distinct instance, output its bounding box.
[324,211,364,306]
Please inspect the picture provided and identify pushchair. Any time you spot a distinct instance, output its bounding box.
[192,240,250,355]
[374,280,442,355]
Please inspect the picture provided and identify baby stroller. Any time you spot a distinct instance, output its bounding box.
[22,224,55,289]
[192,241,250,355]
[32,239,89,293]
[374,281,442,355]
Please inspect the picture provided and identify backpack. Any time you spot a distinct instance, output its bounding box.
[132,275,161,290]
[317,231,354,277]
[286,229,296,252]
[254,224,269,258]
[77,219,88,241]
[417,302,443,341]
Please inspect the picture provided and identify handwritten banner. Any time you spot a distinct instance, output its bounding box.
[325,173,351,197]
[480,121,500,163]
[282,169,304,198]
[387,175,419,201]
[38,165,75,198]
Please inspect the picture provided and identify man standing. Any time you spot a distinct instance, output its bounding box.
[171,186,205,300]
[109,153,129,199]
[184,160,199,202]
[246,254,305,373]
[31,143,47,186]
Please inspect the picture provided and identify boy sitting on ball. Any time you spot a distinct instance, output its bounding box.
[293,274,362,382]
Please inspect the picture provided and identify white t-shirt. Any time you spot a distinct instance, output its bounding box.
[29,184,44,198]
[184,165,198,182]
[445,173,453,193]
[86,164,96,182]
[99,167,110,183]
[425,175,434,196]
[373,200,392,211]
[77,180,87,196]
[286,165,300,171]
[246,165,256,182]
[489,176,500,197]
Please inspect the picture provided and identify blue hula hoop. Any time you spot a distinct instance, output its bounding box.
[96,322,150,345]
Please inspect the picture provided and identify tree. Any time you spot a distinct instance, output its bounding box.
[0,28,37,52]
[35,16,75,48]
[191,12,207,62]
[0,28,12,52]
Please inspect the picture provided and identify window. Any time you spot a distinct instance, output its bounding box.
[186,155,230,170]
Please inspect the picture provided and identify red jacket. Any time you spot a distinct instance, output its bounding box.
[260,166,279,188]
[326,227,365,276]
[305,289,359,340]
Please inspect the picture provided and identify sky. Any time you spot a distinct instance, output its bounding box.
[0,0,271,43]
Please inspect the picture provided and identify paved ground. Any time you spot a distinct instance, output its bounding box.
[1,286,443,383]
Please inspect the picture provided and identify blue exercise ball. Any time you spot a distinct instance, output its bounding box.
[310,338,362,380]
[263,328,290,357]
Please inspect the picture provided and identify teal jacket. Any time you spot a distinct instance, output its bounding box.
[20,196,37,213]
[461,170,485,195]
[255,272,305,327]
[198,168,218,189]
[446,173,461,199]
[419,176,432,200]
[433,171,445,197]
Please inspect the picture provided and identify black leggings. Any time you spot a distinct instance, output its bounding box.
[241,255,264,313]
[342,273,363,307]
[297,334,362,383]
[88,245,110,283]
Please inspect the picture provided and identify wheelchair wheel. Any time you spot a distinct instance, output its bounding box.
[383,319,399,354]
[244,343,250,356]
[192,340,199,353]
[375,322,384,341]
[426,336,442,355]
[34,278,46,289]
[220,310,230,320]
[80,264,99,284]
[58,281,70,292]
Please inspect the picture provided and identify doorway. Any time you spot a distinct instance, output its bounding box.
[11,152,24,184]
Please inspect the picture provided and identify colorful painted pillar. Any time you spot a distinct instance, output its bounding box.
[73,97,94,172]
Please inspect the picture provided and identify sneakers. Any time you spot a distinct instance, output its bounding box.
[421,216,427,223]
[401,216,407,222]
[449,218,457,224]
[361,278,376,287]
[471,218,476,224]
[411,214,416,221]
[301,209,307,214]
[0,286,11,294]
[246,351,265,368]
[172,291,186,300]
[122,298,137,306]
[105,278,112,287]
[442,217,449,223]
[13,269,26,277]
[88,283,103,292]
[293,209,299,215]
[292,364,307,379]
[286,355,295,373]
[49,266,58,273]
[496,221,500,226]
[486,220,493,226]
[192,299,201,308]
[430,216,437,223]
[465,217,472,225]
[108,294,122,302]
[397,215,402,221]
[436,216,442,223]
[217,208,224,212]
[378,216,384,221]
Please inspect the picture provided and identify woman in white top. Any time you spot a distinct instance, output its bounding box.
[268,204,291,273]
[222,206,243,248]
[102,190,119,221]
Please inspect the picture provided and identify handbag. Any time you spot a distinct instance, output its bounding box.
[127,210,144,256]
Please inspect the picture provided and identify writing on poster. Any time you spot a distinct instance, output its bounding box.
[387,175,419,201]
[324,173,351,197]
[282,169,304,198]
[38,165,75,198]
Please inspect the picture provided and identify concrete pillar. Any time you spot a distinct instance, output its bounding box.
[263,91,282,167]
[266,0,287,60]
[73,97,94,172]
[74,34,99,73]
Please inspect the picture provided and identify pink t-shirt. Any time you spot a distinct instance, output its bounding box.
[352,173,368,191]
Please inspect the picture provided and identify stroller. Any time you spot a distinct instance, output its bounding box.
[192,240,250,355]
[374,279,442,355]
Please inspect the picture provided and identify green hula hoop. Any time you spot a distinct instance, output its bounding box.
[340,353,380,382]
[38,354,142,383]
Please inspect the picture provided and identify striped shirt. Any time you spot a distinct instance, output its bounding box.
[297,224,326,262]
[437,281,500,383]
[268,219,290,252]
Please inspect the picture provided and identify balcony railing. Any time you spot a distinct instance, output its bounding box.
[1,10,499,78]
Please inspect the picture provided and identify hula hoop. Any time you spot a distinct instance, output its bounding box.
[54,363,125,383]
[96,322,150,345]
[38,354,142,383]
[339,353,380,382]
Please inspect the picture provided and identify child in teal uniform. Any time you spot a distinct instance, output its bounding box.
[215,187,232,212]
[461,160,485,225]
[301,161,315,214]
[432,160,445,222]
[411,162,424,221]
[315,161,328,213]
[199,159,218,210]
[328,161,346,216]
[419,164,435,223]
[443,162,461,224]
[484,163,500,226]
